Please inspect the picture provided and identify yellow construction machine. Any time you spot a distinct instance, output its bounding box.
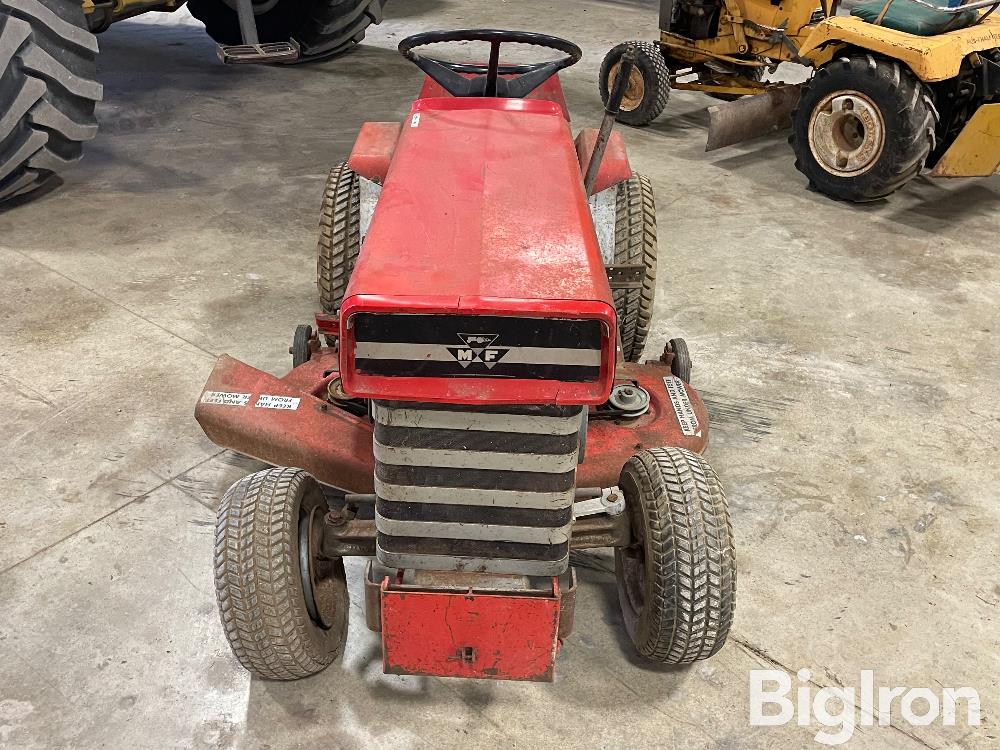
[0,0,385,205]
[601,0,1000,200]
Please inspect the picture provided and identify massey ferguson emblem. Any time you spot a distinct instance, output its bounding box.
[447,333,509,368]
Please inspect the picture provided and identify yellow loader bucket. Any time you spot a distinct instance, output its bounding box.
[931,103,1000,178]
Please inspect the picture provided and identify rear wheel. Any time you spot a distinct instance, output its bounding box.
[188,0,384,61]
[317,161,361,314]
[615,448,735,664]
[612,173,657,362]
[600,41,670,127]
[790,55,937,202]
[214,467,349,680]
[668,337,691,382]
[0,0,101,204]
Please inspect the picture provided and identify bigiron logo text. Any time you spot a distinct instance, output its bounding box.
[447,333,509,369]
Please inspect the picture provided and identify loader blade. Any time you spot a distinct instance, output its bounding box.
[706,84,802,152]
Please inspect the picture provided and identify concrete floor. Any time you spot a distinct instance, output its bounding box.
[1,0,998,747]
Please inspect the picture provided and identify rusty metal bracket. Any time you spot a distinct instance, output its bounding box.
[605,264,644,289]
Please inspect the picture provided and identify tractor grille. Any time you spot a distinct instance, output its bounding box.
[373,400,582,576]
[352,313,602,381]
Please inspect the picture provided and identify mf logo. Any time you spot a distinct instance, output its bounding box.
[447,333,509,369]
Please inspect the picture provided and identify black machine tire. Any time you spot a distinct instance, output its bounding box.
[600,41,670,127]
[214,467,349,680]
[316,161,361,314]
[0,0,101,205]
[291,323,313,367]
[668,337,691,382]
[615,448,736,664]
[612,173,657,362]
[790,55,938,202]
[188,0,383,61]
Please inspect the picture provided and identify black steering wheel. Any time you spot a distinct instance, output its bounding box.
[398,29,582,99]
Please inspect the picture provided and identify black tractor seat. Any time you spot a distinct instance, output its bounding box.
[850,0,980,36]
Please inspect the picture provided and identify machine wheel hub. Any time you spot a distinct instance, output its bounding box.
[298,506,339,630]
[610,62,646,112]
[808,90,885,176]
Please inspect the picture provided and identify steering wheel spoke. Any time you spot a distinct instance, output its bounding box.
[398,29,582,99]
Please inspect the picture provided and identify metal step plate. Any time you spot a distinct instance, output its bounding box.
[217,41,300,65]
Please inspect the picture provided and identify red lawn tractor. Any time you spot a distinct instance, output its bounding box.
[196,30,736,682]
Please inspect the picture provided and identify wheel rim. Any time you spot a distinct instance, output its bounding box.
[609,62,646,112]
[298,506,340,630]
[807,90,885,176]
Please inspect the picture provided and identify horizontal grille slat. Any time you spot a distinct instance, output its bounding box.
[373,441,579,473]
[375,516,571,544]
[375,463,577,493]
[374,479,575,510]
[375,423,579,455]
[378,533,570,562]
[375,497,573,527]
[373,402,582,434]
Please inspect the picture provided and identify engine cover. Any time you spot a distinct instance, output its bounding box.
[338,96,617,406]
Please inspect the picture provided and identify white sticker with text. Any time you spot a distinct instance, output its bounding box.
[663,376,700,437]
[200,391,251,407]
[255,394,300,410]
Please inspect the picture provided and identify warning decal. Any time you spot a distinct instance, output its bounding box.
[255,395,300,410]
[663,376,699,437]
[200,391,251,407]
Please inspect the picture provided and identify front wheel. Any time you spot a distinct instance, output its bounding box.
[615,448,736,664]
[600,41,670,127]
[214,467,348,680]
[790,55,938,202]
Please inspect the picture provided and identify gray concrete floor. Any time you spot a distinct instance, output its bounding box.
[1,0,998,747]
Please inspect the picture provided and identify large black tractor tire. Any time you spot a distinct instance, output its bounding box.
[0,0,100,204]
[188,0,384,62]
[615,448,736,664]
[790,55,938,202]
[600,41,670,127]
[612,173,657,362]
[214,467,349,680]
[316,161,360,314]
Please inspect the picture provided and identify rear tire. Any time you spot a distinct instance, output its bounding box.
[668,337,691,383]
[600,41,670,127]
[790,55,937,202]
[188,0,384,61]
[612,173,657,362]
[615,448,735,664]
[214,467,349,680]
[316,161,361,314]
[0,0,100,205]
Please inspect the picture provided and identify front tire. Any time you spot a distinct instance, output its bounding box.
[615,448,735,664]
[214,467,349,680]
[600,41,670,127]
[0,0,101,204]
[790,55,937,202]
[188,0,384,61]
